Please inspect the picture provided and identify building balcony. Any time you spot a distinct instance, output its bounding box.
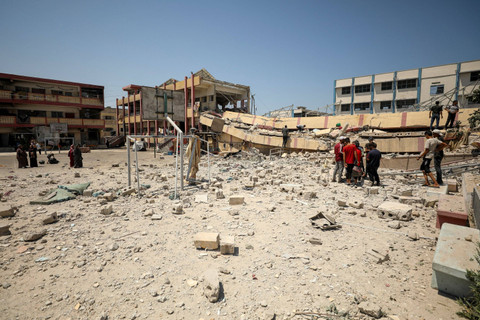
[0,115,104,129]
[0,90,103,108]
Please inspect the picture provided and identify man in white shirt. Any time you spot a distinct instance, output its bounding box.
[416,130,440,188]
[444,100,459,129]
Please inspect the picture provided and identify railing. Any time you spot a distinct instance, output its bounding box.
[0,90,102,106]
[0,116,104,127]
[0,116,15,125]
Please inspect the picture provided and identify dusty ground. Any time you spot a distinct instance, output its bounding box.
[0,148,464,319]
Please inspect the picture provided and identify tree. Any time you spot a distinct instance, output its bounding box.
[468,89,480,104]
[457,242,480,319]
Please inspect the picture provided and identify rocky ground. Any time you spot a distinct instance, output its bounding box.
[0,148,466,320]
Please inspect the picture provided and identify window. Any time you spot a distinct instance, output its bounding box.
[31,88,45,94]
[209,95,214,102]
[340,104,350,112]
[354,84,371,93]
[396,99,416,109]
[15,86,29,92]
[51,90,63,95]
[397,79,417,89]
[471,71,480,82]
[430,85,444,95]
[381,82,392,91]
[51,111,63,118]
[354,102,370,111]
[65,113,75,118]
[104,116,114,120]
[64,92,73,97]
[202,96,207,103]
[380,101,392,110]
[341,87,351,95]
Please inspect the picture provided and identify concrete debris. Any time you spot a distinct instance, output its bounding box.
[203,269,220,303]
[23,229,47,242]
[0,223,11,236]
[229,196,244,205]
[194,232,219,250]
[42,212,58,225]
[377,201,412,221]
[172,203,184,214]
[220,235,235,254]
[0,205,15,218]
[358,301,384,319]
[100,204,113,215]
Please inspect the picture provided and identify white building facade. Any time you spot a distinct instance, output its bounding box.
[333,59,480,115]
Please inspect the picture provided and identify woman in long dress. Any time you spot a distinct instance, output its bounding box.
[29,141,38,167]
[16,145,28,168]
[73,145,83,168]
[68,145,75,167]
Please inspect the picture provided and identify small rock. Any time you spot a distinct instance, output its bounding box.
[186,279,198,287]
[109,243,119,251]
[358,301,383,319]
[24,229,47,242]
[42,212,58,225]
[387,221,401,229]
[100,205,113,215]
[203,269,220,303]
[151,214,163,221]
[0,223,11,236]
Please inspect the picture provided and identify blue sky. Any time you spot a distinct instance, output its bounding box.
[1,0,479,115]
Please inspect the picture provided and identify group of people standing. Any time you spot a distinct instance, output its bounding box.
[429,100,460,130]
[16,140,39,168]
[16,141,83,168]
[333,136,382,187]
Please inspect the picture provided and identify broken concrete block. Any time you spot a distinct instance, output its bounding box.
[388,221,401,229]
[143,209,154,217]
[422,195,438,208]
[399,189,413,197]
[203,269,220,303]
[0,205,15,218]
[195,193,208,203]
[151,214,163,221]
[172,203,183,214]
[446,179,458,192]
[229,196,244,205]
[349,200,364,209]
[83,190,93,197]
[100,204,113,215]
[220,235,235,255]
[337,200,348,207]
[121,187,136,196]
[302,191,317,200]
[398,196,423,205]
[377,201,412,221]
[24,229,47,242]
[42,212,58,225]
[103,192,114,201]
[368,187,379,195]
[0,223,11,236]
[215,189,225,199]
[194,232,219,250]
[358,301,383,319]
[244,182,255,190]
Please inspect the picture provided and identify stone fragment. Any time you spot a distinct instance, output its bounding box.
[24,229,47,242]
[172,203,183,214]
[103,192,114,201]
[229,196,244,205]
[220,235,235,255]
[74,172,80,178]
[349,200,364,209]
[109,243,119,251]
[399,189,413,197]
[100,204,113,215]
[337,200,348,207]
[0,223,11,236]
[144,209,154,217]
[368,187,379,195]
[42,212,58,225]
[215,189,225,199]
[422,196,438,208]
[0,205,15,218]
[194,232,219,250]
[186,279,198,287]
[151,214,163,221]
[302,191,317,200]
[446,179,458,192]
[358,301,384,319]
[388,221,401,229]
[121,188,136,196]
[203,269,220,303]
[83,190,93,197]
[377,201,412,221]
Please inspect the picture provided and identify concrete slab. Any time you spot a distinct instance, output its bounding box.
[432,223,480,297]
[426,185,448,198]
[474,187,480,230]
[436,194,468,228]
[463,173,480,229]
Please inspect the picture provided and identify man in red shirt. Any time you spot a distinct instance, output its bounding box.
[343,138,359,185]
[332,136,346,182]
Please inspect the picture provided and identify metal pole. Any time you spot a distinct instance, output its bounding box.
[127,136,131,187]
[207,141,210,182]
[180,132,184,189]
[135,141,140,196]
[174,133,179,199]
[191,74,195,129]
[184,76,188,133]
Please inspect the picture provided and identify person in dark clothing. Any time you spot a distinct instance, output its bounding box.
[342,138,359,185]
[73,145,83,168]
[445,100,459,129]
[16,145,28,168]
[282,125,289,148]
[68,144,75,167]
[432,129,448,185]
[429,101,443,130]
[29,140,38,167]
[366,142,381,186]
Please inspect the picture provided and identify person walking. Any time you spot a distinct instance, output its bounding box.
[73,145,83,168]
[29,140,38,167]
[353,140,364,186]
[16,144,28,168]
[416,130,440,187]
[366,142,381,186]
[342,138,359,185]
[429,101,443,130]
[282,125,289,148]
[432,129,448,185]
[444,100,459,129]
[332,136,346,182]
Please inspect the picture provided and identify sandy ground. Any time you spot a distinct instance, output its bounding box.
[0,148,464,320]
